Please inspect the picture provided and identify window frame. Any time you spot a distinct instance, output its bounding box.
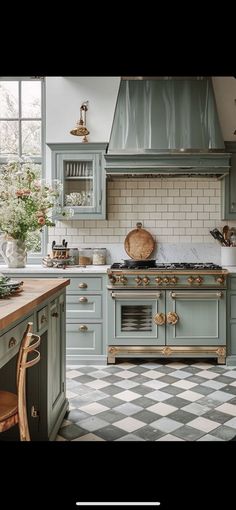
[0,76,46,264]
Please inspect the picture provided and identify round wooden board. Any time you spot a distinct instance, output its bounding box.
[124,223,155,260]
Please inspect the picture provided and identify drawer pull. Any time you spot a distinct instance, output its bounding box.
[79,296,88,303]
[79,325,88,332]
[79,282,87,289]
[31,405,40,418]
[40,314,47,324]
[51,311,59,318]
[8,337,17,349]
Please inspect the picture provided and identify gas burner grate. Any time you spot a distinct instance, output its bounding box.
[110,262,223,270]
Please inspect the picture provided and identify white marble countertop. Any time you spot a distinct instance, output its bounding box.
[223,266,236,273]
[0,264,110,274]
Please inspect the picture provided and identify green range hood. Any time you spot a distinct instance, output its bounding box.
[105,77,230,176]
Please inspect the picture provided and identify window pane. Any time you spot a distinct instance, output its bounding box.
[22,81,41,118]
[26,231,42,253]
[0,81,18,118]
[0,120,19,154]
[22,120,41,155]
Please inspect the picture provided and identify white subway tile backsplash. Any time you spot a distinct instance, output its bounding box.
[52,177,229,254]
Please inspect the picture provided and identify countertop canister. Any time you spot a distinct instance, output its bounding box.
[221,246,236,266]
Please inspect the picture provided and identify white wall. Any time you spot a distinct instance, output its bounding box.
[46,77,120,142]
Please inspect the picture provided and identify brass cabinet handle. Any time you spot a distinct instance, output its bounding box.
[153,313,166,325]
[8,337,16,349]
[79,325,88,332]
[79,296,88,303]
[31,405,40,418]
[167,312,179,325]
[51,311,59,317]
[79,282,87,289]
[40,314,47,324]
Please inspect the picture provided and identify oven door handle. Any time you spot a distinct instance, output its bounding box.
[170,291,223,300]
[111,291,161,299]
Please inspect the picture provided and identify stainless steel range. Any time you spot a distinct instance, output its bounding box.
[107,262,228,364]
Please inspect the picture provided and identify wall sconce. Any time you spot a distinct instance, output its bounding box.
[70,101,90,142]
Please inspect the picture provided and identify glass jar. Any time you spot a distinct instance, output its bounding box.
[78,248,92,265]
[93,248,106,265]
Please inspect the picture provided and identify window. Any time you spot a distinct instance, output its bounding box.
[0,77,45,261]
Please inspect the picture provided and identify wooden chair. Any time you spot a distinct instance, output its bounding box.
[0,322,40,441]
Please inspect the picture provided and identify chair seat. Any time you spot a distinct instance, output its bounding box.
[0,391,18,421]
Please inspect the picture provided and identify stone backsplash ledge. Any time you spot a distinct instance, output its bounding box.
[48,177,235,263]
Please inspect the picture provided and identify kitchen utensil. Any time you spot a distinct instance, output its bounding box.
[122,259,157,268]
[222,225,230,246]
[210,228,228,246]
[124,222,155,260]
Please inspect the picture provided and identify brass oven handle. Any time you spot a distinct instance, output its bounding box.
[167,312,179,325]
[79,296,88,303]
[79,325,88,332]
[111,292,161,299]
[170,291,222,300]
[153,313,166,325]
[8,337,17,349]
[79,282,87,289]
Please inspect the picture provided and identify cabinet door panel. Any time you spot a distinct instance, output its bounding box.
[67,323,102,355]
[66,294,102,319]
[166,291,226,345]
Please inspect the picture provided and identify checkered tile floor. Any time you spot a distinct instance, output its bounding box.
[57,360,236,441]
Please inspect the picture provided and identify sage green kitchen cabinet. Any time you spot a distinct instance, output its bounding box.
[226,274,236,365]
[48,142,107,219]
[221,141,236,220]
[66,275,106,363]
[0,285,68,440]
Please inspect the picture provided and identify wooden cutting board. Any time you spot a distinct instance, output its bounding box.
[124,222,155,260]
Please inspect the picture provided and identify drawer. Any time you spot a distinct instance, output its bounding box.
[0,315,34,369]
[66,323,102,355]
[230,277,236,290]
[37,306,48,332]
[66,295,102,319]
[68,277,102,293]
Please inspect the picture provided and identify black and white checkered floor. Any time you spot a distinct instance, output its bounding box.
[57,360,236,441]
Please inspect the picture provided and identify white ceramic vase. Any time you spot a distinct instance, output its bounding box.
[0,237,27,268]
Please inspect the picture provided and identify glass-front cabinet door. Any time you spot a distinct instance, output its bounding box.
[48,143,107,219]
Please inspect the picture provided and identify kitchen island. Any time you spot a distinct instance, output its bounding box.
[0,278,70,440]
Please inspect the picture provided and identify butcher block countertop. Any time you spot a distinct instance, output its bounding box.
[0,278,70,330]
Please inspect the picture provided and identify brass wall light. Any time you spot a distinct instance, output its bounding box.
[70,101,90,142]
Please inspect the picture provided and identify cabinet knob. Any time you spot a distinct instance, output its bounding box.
[79,296,88,303]
[79,325,88,332]
[51,311,59,317]
[8,337,16,349]
[79,282,87,289]
[31,405,40,418]
[216,276,225,284]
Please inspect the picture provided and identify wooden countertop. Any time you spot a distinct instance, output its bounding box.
[0,279,70,331]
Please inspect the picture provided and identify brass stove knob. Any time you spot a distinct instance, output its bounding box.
[167,311,179,325]
[216,276,225,284]
[163,277,170,284]
[170,276,178,284]
[120,276,128,285]
[109,275,117,284]
[135,276,142,286]
[143,276,150,286]
[187,276,195,285]
[195,276,203,285]
[155,277,162,285]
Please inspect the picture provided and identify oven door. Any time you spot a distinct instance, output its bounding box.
[108,290,165,345]
[166,290,226,346]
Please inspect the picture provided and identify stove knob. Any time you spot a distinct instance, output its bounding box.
[163,277,170,284]
[155,277,163,285]
[195,276,203,285]
[170,277,178,284]
[109,275,117,284]
[187,276,195,285]
[143,276,150,286]
[216,276,225,285]
[135,276,143,286]
[120,276,128,285]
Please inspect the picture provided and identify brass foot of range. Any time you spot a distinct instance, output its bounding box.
[107,346,226,365]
